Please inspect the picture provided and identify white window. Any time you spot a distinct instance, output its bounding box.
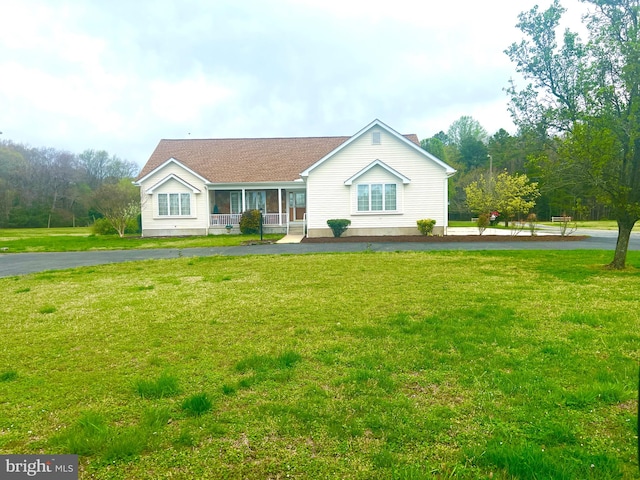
[385,184,397,210]
[372,131,381,145]
[158,194,169,216]
[230,191,242,214]
[158,193,191,216]
[357,183,397,212]
[246,191,266,211]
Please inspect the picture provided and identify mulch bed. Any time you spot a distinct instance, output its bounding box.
[301,235,588,243]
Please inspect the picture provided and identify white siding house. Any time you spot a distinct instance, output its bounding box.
[301,122,454,237]
[135,119,456,238]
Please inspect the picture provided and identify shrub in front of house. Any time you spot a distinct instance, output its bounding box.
[239,209,261,234]
[91,218,116,235]
[91,217,140,236]
[416,219,436,236]
[477,213,490,235]
[327,219,351,237]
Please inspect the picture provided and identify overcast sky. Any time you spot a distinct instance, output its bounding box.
[1,0,588,168]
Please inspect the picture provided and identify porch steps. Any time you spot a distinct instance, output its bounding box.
[287,224,305,235]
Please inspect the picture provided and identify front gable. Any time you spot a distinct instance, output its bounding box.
[135,157,210,186]
[344,159,411,186]
[300,119,456,179]
[146,173,201,194]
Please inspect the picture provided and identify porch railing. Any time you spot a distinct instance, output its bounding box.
[262,213,288,225]
[210,214,241,226]
[210,213,287,226]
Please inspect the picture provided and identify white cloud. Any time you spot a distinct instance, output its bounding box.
[149,74,235,124]
[0,0,593,163]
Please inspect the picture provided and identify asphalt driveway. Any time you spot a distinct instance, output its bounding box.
[1,229,638,278]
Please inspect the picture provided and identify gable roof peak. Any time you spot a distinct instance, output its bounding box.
[300,118,452,177]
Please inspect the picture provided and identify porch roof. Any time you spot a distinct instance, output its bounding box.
[137,134,420,183]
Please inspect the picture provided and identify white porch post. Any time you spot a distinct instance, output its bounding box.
[241,188,246,212]
[278,188,282,225]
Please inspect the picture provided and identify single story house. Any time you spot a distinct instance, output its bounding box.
[134,119,456,238]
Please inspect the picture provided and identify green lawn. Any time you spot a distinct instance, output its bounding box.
[0,227,283,252]
[0,250,638,479]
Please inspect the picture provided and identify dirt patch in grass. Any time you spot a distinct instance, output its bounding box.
[302,235,589,243]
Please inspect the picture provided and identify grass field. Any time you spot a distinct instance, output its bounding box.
[0,250,638,479]
[0,227,283,252]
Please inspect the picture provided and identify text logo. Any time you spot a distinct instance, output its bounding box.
[1,455,78,479]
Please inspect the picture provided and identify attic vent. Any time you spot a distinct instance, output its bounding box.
[372,131,381,145]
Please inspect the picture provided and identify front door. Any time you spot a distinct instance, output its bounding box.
[289,191,306,221]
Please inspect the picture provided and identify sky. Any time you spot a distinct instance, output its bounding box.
[0,0,589,169]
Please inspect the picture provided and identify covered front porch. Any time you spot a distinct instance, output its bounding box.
[208,186,306,234]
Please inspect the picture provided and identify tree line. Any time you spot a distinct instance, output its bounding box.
[421,115,606,223]
[0,141,139,229]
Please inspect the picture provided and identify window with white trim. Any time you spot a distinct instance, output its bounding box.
[246,191,266,211]
[357,183,397,212]
[230,191,242,214]
[158,193,191,216]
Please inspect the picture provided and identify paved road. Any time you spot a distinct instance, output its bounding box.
[1,229,639,278]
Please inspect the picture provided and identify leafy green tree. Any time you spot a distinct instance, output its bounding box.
[459,137,489,169]
[494,171,541,223]
[465,171,540,224]
[464,175,495,216]
[432,131,450,145]
[92,179,140,237]
[423,117,492,219]
[447,116,488,148]
[488,129,527,174]
[420,137,447,161]
[446,116,490,171]
[506,0,640,269]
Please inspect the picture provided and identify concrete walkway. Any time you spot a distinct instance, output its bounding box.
[1,228,639,278]
[276,234,304,244]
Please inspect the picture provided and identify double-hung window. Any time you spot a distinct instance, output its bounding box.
[357,183,397,212]
[158,193,191,216]
[230,191,242,214]
[246,191,266,212]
